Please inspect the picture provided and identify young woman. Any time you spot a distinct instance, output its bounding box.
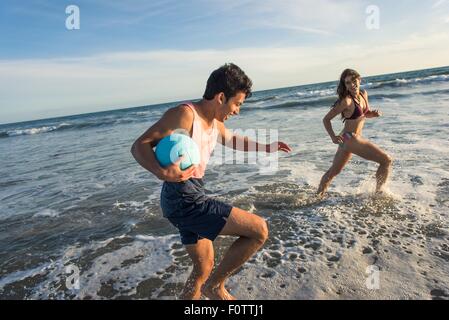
[317,69,393,197]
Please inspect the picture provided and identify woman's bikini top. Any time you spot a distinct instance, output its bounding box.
[343,91,369,122]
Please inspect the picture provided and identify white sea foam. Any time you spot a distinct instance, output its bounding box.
[22,234,180,299]
[1,67,449,300]
[33,209,60,218]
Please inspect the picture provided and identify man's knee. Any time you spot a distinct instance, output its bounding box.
[255,219,269,244]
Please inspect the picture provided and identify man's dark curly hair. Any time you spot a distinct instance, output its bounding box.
[203,63,253,101]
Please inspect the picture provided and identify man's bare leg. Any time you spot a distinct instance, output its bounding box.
[180,239,214,300]
[202,207,268,300]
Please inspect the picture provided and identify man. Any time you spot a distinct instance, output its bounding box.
[131,63,291,300]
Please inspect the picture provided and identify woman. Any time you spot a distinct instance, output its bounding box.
[317,69,393,197]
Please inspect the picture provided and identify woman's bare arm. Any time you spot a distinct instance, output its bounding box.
[323,99,350,144]
[363,91,382,118]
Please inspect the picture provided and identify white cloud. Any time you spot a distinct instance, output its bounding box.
[1,29,449,123]
[244,0,364,35]
[432,0,447,9]
[253,21,333,36]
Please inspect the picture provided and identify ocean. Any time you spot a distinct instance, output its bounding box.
[1,66,448,299]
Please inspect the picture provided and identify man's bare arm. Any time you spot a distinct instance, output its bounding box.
[216,121,291,153]
[130,105,196,182]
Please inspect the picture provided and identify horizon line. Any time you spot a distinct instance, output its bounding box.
[1,64,448,127]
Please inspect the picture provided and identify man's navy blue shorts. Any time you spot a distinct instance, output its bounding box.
[160,178,233,245]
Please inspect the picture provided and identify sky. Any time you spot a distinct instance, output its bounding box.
[1,0,449,124]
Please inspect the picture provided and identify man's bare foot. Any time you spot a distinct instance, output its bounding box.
[202,283,236,300]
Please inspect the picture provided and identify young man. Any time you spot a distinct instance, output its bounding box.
[131,63,291,300]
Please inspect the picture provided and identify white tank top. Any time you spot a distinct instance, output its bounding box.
[183,102,218,179]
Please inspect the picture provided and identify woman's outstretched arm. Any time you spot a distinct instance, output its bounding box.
[363,91,382,118]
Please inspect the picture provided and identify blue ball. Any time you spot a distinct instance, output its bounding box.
[155,133,200,170]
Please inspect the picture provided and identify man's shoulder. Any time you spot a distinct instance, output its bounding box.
[165,103,194,120]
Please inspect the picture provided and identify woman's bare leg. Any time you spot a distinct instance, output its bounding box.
[345,136,393,192]
[317,147,352,197]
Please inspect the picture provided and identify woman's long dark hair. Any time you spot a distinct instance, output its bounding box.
[332,69,361,119]
[337,68,361,101]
